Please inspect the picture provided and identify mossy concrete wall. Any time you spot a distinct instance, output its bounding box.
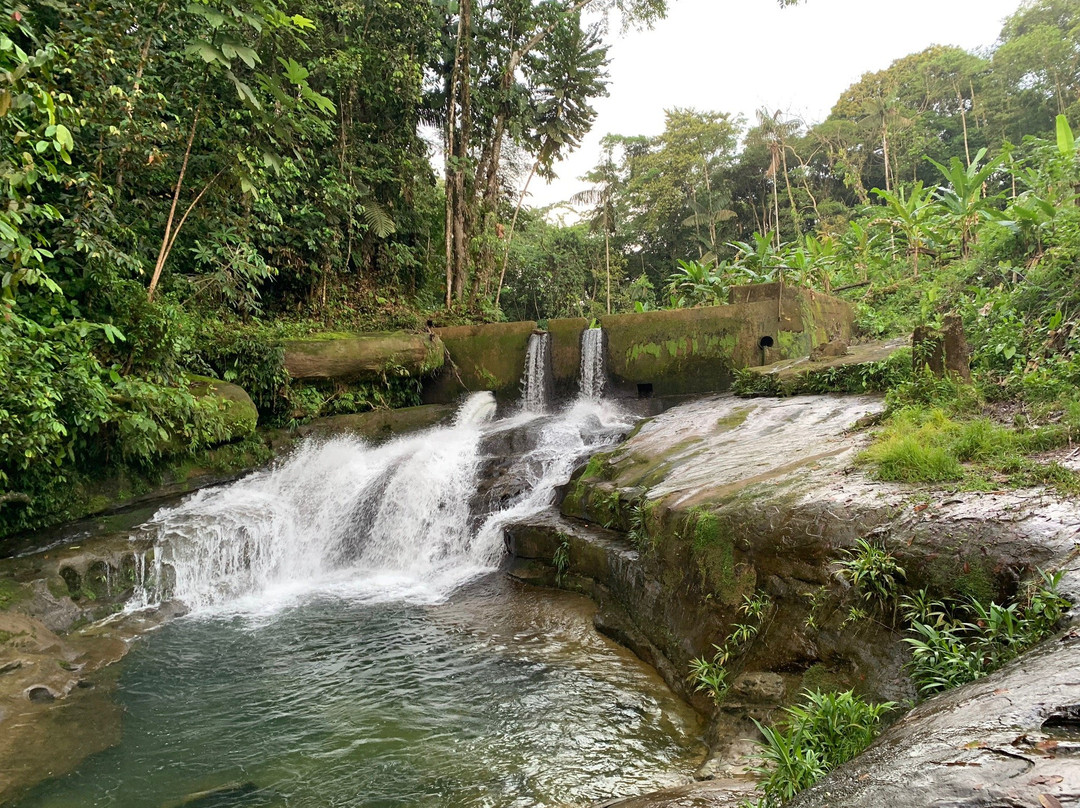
[422,321,538,404]
[282,331,445,382]
[548,317,589,396]
[600,307,743,397]
[598,285,852,398]
[418,285,853,403]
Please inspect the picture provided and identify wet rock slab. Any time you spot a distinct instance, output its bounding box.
[791,628,1080,808]
[591,778,756,808]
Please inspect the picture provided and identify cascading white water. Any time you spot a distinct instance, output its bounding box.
[521,331,553,413]
[579,327,606,400]
[137,390,631,615]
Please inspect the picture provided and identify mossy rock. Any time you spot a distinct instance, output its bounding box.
[187,375,259,441]
[297,404,456,440]
[282,331,445,382]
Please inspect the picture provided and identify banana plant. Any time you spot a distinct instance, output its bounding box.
[665,259,726,307]
[839,221,885,282]
[927,147,1005,258]
[986,192,1060,261]
[729,231,785,284]
[871,181,937,275]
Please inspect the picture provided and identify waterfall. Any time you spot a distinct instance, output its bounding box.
[136,392,632,615]
[579,327,606,400]
[521,331,553,413]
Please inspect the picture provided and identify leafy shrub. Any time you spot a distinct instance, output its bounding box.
[749,690,895,807]
[187,325,290,422]
[552,540,570,584]
[836,539,906,612]
[0,313,236,535]
[902,570,1071,696]
[688,592,773,705]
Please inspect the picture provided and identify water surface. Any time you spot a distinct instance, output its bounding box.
[17,577,703,808]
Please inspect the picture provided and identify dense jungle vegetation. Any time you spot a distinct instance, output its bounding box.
[1,0,1079,535]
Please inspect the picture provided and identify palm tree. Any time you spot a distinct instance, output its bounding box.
[570,150,621,314]
[755,108,802,246]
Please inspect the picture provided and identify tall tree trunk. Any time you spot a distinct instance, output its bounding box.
[882,126,891,193]
[772,167,781,249]
[780,144,801,238]
[604,224,611,315]
[495,160,537,309]
[147,107,200,302]
[445,0,473,307]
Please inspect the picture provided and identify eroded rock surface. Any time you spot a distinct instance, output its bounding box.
[791,627,1080,808]
[508,393,1080,806]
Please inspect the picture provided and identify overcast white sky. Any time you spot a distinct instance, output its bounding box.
[528,0,1026,210]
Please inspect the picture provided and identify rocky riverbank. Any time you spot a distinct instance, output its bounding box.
[505,393,1080,807]
[3,391,1078,807]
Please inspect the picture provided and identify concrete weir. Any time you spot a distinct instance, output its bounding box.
[274,284,853,404]
[423,283,854,404]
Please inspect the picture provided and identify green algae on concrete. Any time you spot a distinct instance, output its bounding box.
[598,285,854,398]
[601,308,742,397]
[424,320,537,403]
[282,331,445,381]
[547,317,589,392]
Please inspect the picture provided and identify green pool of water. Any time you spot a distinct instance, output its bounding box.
[16,577,703,807]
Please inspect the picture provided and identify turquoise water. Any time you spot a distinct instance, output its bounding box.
[16,577,703,808]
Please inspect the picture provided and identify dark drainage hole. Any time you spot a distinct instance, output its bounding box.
[637,383,653,399]
[26,686,55,703]
[759,335,775,349]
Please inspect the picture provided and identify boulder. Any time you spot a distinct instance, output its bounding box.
[790,628,1080,808]
[187,375,258,440]
[809,338,849,361]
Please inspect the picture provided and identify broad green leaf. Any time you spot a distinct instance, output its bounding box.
[227,71,260,109]
[1056,114,1075,157]
[186,40,224,65]
[278,57,309,85]
[187,3,227,27]
[54,124,73,151]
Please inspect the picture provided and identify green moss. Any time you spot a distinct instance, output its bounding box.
[580,453,609,481]
[716,407,752,431]
[952,563,996,605]
[46,575,70,601]
[685,508,751,605]
[628,342,663,362]
[776,330,808,358]
[0,576,30,610]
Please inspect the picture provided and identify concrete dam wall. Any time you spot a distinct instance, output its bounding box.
[277,283,854,405]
